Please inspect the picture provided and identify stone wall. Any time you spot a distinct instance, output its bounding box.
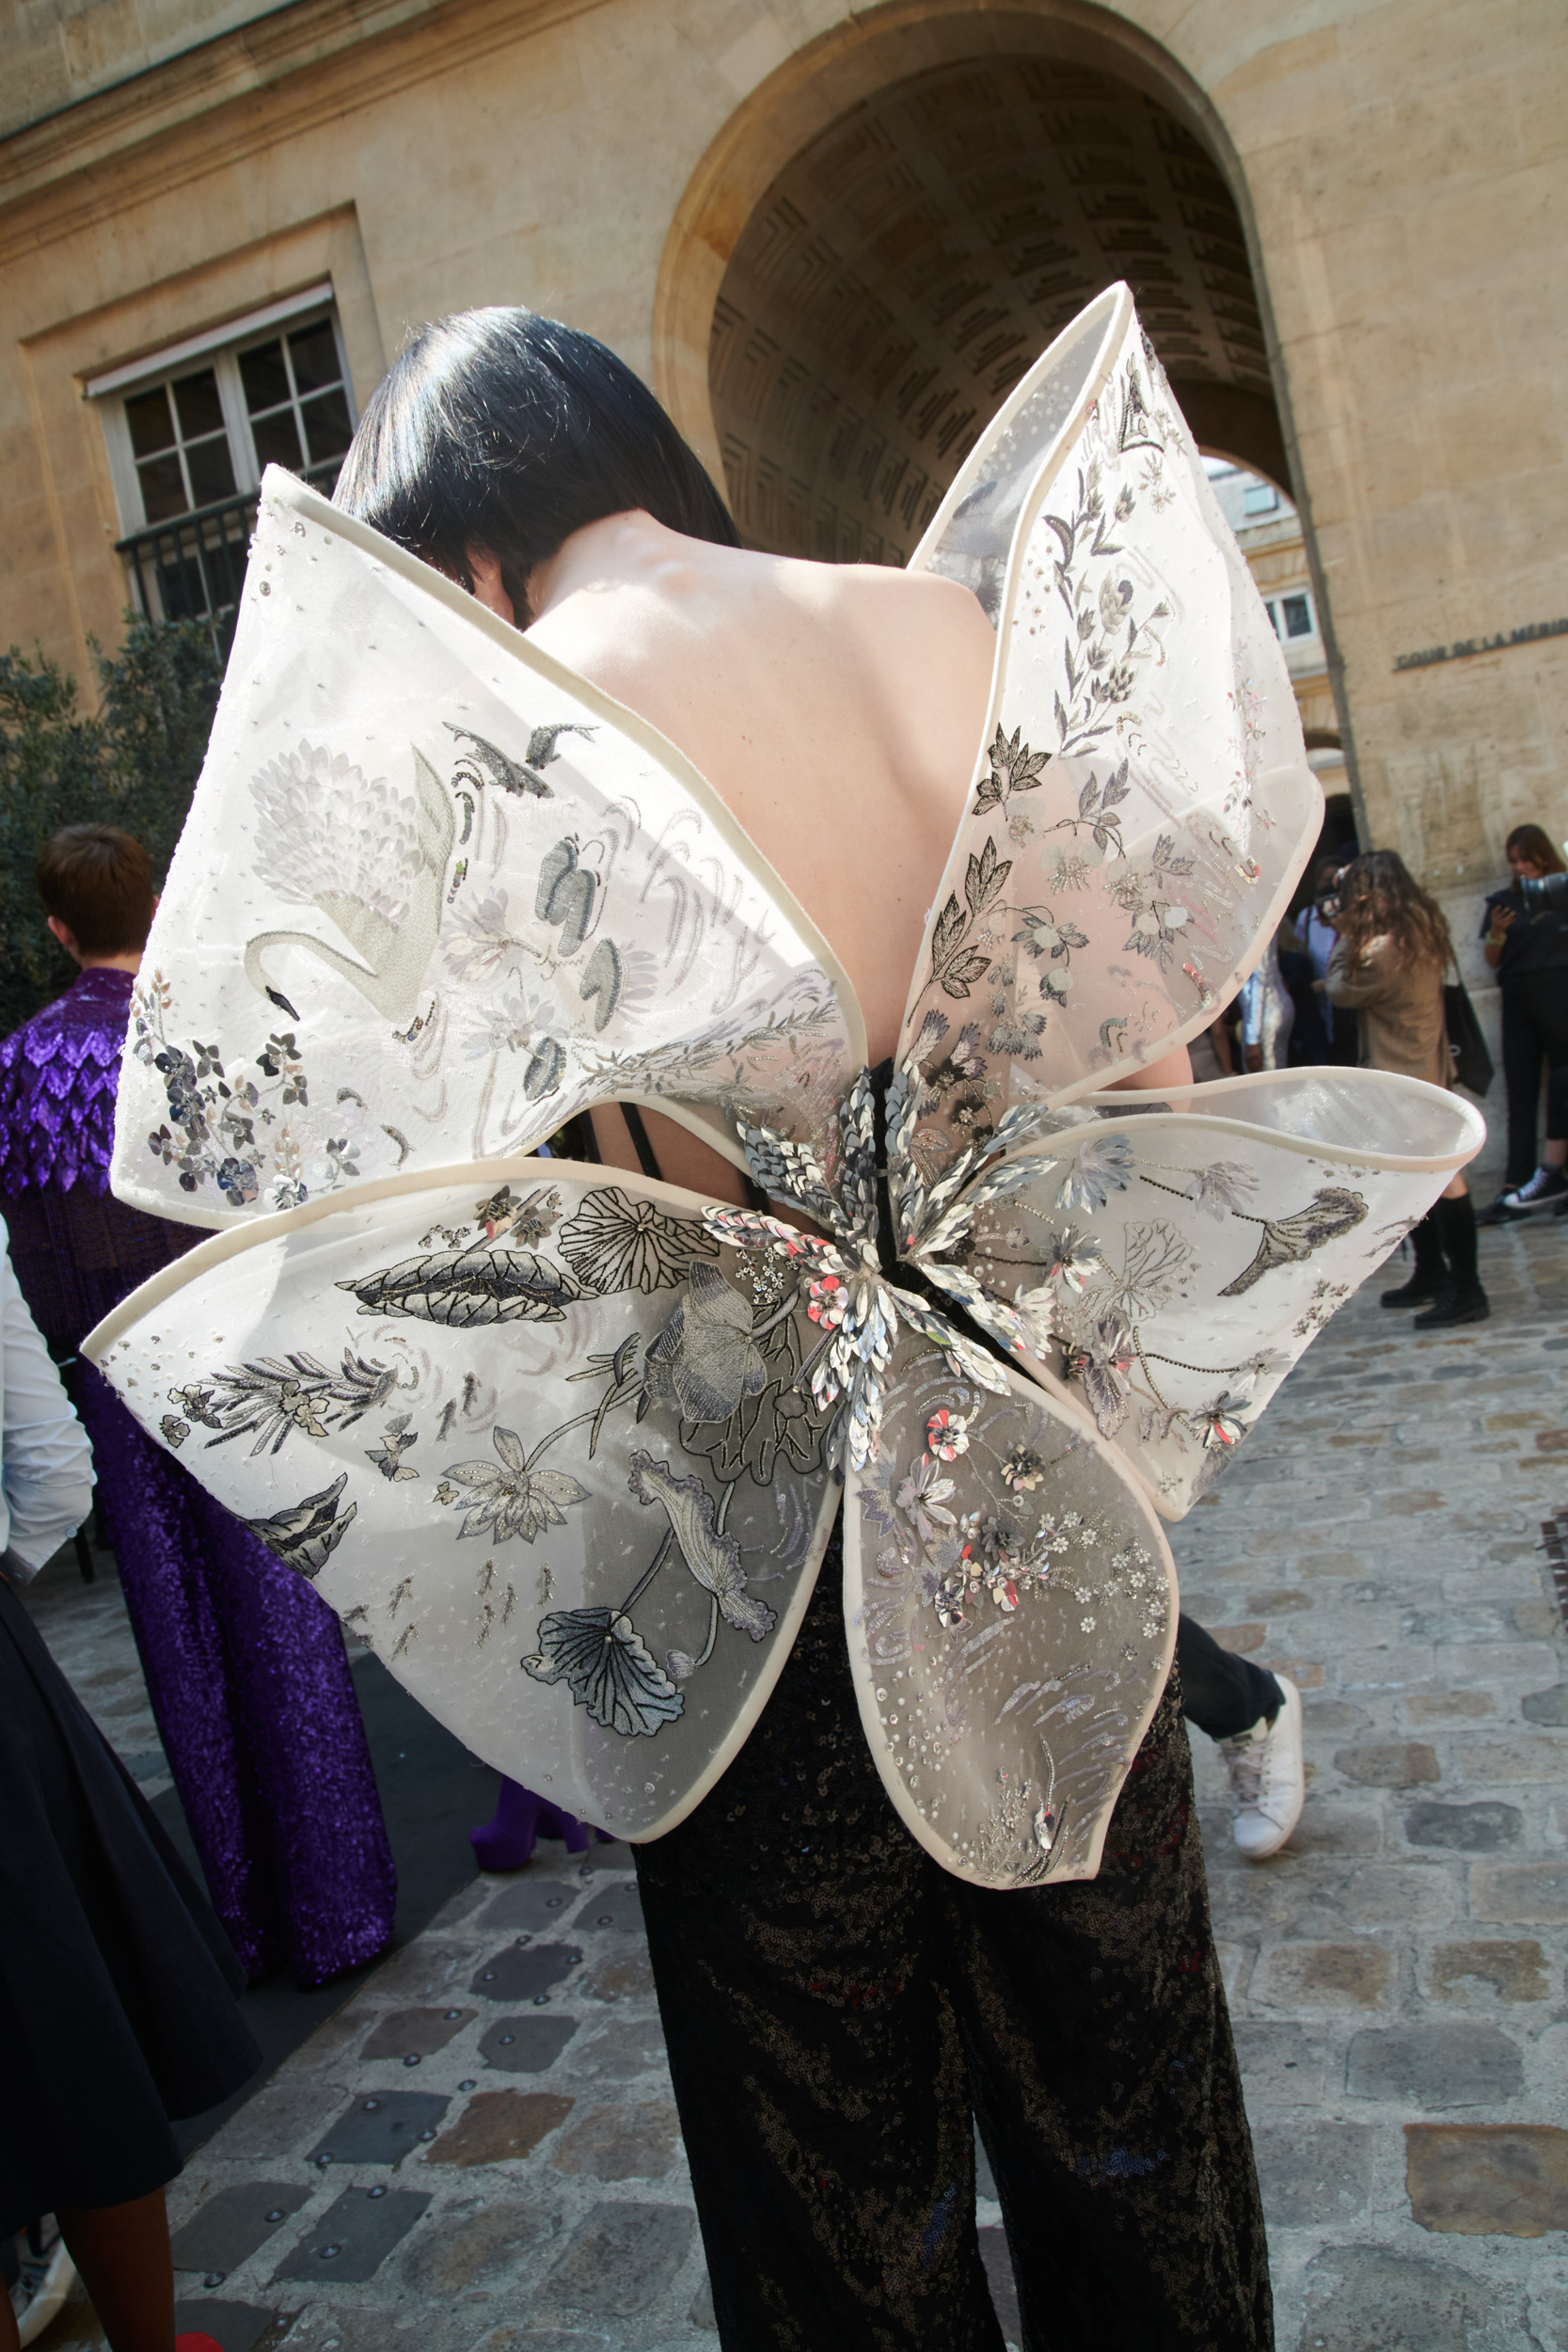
[0,0,1561,915]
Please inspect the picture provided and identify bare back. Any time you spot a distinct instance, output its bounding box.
[520,517,995,1051]
[481,514,994,1198]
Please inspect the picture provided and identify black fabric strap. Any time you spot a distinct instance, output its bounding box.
[619,1104,664,1183]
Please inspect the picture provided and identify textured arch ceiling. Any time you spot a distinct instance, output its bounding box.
[710,54,1282,564]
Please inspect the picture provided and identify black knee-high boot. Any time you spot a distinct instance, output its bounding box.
[1414,1193,1490,1327]
[1381,1203,1447,1307]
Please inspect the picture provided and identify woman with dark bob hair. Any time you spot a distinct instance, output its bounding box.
[336,309,1272,2351]
[1326,849,1489,1327]
[1478,822,1568,1218]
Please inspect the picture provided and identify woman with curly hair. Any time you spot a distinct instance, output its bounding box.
[1326,850,1488,1327]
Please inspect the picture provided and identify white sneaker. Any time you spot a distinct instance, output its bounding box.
[1218,1676,1304,1860]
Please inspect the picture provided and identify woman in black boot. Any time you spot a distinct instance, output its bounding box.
[1380,1201,1449,1311]
[1329,852,1490,1328]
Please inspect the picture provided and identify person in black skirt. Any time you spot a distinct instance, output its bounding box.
[0,1222,260,2352]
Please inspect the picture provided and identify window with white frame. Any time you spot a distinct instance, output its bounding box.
[1264,591,1316,643]
[90,289,357,628]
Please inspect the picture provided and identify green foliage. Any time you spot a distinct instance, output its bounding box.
[0,616,220,1038]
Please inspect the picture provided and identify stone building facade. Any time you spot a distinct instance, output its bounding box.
[1,0,1562,995]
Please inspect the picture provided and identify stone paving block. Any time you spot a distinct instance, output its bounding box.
[1405,1692,1494,1723]
[1254,1942,1392,2011]
[689,2275,718,2330]
[471,1942,585,2002]
[209,2074,354,2164]
[483,1881,586,1933]
[1294,1551,1367,1577]
[168,2300,277,2352]
[427,2090,577,2166]
[571,1841,638,1876]
[1264,1658,1323,1689]
[170,2181,312,2276]
[977,2226,1022,2346]
[1455,1737,1568,1782]
[1214,1942,1247,2003]
[361,2006,477,2060]
[1346,2023,1525,2109]
[275,2185,432,2283]
[368,1938,485,2003]
[531,2201,696,2322]
[1244,1587,1313,1613]
[572,2017,673,2081]
[280,2302,478,2351]
[1302,1700,1370,1733]
[1471,1861,1568,1923]
[1521,1683,1568,1724]
[1300,2242,1542,2351]
[1252,2121,1374,2229]
[575,1881,644,1934]
[974,2125,999,2201]
[1334,1740,1439,1787]
[308,2091,452,2167]
[1406,2123,1568,2237]
[580,1949,656,2004]
[467,2333,612,2351]
[1230,2020,1327,2105]
[402,2193,562,2293]
[1422,1939,1552,2005]
[480,2014,580,2073]
[1212,1622,1267,1654]
[1338,1645,1436,1692]
[550,2099,681,2180]
[1403,1801,1523,1851]
[1278,1801,1381,1857]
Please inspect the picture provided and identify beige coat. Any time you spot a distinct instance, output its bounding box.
[1325,933,1449,1088]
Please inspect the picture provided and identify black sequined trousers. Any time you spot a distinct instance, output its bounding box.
[633,1527,1272,2352]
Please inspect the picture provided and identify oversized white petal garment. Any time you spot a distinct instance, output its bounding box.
[89,286,1482,1886]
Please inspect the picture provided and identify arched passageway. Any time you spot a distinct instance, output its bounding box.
[706,52,1288,563]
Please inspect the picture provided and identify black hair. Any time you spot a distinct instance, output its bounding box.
[334,308,738,620]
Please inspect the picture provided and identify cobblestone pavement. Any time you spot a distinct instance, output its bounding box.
[31,1213,1568,2352]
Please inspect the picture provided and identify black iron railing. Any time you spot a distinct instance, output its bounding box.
[116,459,342,641]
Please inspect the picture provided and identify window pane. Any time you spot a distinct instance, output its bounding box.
[1283,594,1313,638]
[173,366,225,441]
[289,320,341,394]
[1243,481,1279,516]
[1264,601,1278,634]
[136,451,188,522]
[301,387,354,465]
[252,408,304,470]
[185,433,238,506]
[240,338,291,415]
[125,385,175,460]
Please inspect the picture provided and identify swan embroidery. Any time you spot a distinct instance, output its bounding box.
[244,740,455,1025]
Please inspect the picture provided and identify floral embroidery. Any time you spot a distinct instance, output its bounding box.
[521,1610,684,1738]
[557,1186,716,1295]
[439,1425,590,1543]
[242,1471,358,1580]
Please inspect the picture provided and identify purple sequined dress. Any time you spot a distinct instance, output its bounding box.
[0,968,396,1985]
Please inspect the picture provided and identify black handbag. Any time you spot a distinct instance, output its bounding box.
[1444,972,1494,1096]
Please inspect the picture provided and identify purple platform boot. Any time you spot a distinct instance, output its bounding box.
[469,1776,614,1870]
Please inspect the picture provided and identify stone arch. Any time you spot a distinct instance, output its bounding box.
[652,2,1294,565]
